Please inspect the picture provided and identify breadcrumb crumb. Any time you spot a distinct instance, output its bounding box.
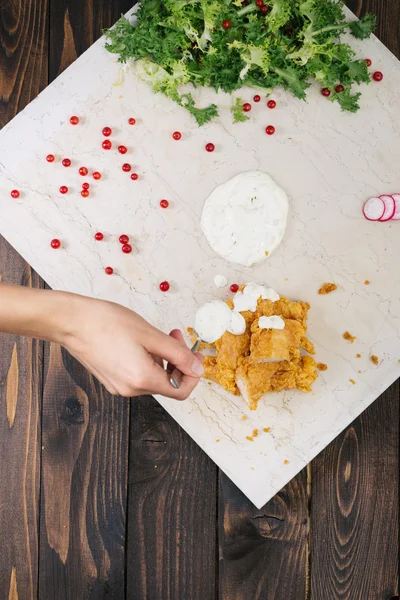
[316,363,328,371]
[364,280,370,285]
[246,436,254,442]
[263,427,271,433]
[241,415,247,421]
[343,331,356,343]
[284,459,289,464]
[252,429,259,438]
[370,355,379,365]
[318,282,337,295]
[356,353,361,358]
[349,379,356,384]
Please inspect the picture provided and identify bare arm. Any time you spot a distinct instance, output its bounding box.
[0,283,203,399]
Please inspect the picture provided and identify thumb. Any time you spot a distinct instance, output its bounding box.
[147,328,204,378]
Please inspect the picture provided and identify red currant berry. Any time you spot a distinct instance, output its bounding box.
[222,19,232,29]
[62,158,71,167]
[59,186,68,194]
[128,117,136,125]
[159,281,170,292]
[79,167,88,176]
[205,143,215,152]
[10,189,20,199]
[160,199,169,208]
[130,173,139,180]
[81,190,89,198]
[122,163,131,172]
[172,131,182,140]
[253,94,261,102]
[105,267,114,275]
[373,71,383,81]
[122,243,132,254]
[230,283,239,293]
[267,99,276,109]
[365,58,372,67]
[265,125,275,135]
[243,103,252,112]
[51,239,61,249]
[260,5,269,14]
[335,84,344,93]
[321,87,331,97]
[94,232,104,241]
[102,140,112,150]
[93,172,102,180]
[82,182,90,190]
[70,116,79,125]
[102,126,112,137]
[119,234,129,244]
[46,154,55,162]
[256,0,264,5]
[118,145,128,154]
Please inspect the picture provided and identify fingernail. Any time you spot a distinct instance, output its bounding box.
[192,358,204,377]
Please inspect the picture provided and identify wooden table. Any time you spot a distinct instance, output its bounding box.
[0,1,398,598]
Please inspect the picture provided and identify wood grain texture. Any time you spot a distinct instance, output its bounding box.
[346,0,400,57]
[0,239,42,600]
[310,386,399,600]
[126,396,218,600]
[219,469,308,600]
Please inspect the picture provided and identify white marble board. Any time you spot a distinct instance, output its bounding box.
[0,6,399,508]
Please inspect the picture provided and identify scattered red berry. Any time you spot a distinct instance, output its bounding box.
[102,126,112,137]
[102,140,112,150]
[260,5,269,13]
[93,172,102,180]
[373,71,383,81]
[81,190,89,198]
[160,199,169,208]
[94,232,104,241]
[130,173,139,180]
[128,117,136,125]
[79,167,88,176]
[321,87,331,97]
[82,182,90,190]
[230,283,239,293]
[265,125,275,135]
[122,163,131,172]
[256,0,264,5]
[267,99,276,109]
[62,158,71,167]
[105,267,114,275]
[118,145,128,154]
[222,19,232,29]
[253,94,261,102]
[365,58,372,67]
[10,190,20,199]
[335,84,344,93]
[243,103,252,112]
[46,154,55,163]
[122,244,132,254]
[159,281,170,292]
[205,143,215,152]
[51,239,61,249]
[70,116,79,125]
[59,186,68,194]
[172,131,182,140]
[119,234,129,244]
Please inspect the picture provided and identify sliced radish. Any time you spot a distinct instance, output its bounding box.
[363,196,385,221]
[379,195,396,221]
[391,193,400,220]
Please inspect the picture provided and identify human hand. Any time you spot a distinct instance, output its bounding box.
[59,295,204,399]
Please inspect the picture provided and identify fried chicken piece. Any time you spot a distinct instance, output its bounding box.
[215,330,251,370]
[295,356,318,392]
[249,318,305,363]
[272,298,310,322]
[300,336,315,355]
[204,355,239,395]
[236,361,281,410]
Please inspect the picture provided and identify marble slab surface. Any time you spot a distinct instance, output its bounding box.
[1,6,399,507]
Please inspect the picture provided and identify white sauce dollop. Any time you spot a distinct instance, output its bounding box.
[194,300,246,343]
[201,171,288,267]
[213,274,228,288]
[233,283,280,312]
[258,315,285,330]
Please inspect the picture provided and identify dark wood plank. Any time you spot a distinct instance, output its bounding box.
[310,386,399,599]
[0,1,48,597]
[346,0,400,57]
[219,470,308,600]
[126,396,218,600]
[0,239,43,600]
[37,3,132,598]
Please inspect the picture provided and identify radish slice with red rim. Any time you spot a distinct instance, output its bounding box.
[363,196,385,221]
[379,195,396,221]
[391,193,400,220]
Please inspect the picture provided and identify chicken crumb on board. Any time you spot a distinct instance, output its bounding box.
[284,459,289,464]
[216,439,220,443]
[246,436,254,442]
[241,415,247,421]
[343,331,356,343]
[364,280,370,285]
[317,363,328,371]
[263,427,271,433]
[252,428,259,438]
[349,379,356,385]
[370,355,379,365]
[356,353,361,358]
[318,282,337,295]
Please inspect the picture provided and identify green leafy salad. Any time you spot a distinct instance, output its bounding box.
[104,0,376,125]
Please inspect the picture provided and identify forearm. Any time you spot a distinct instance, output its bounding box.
[0,283,75,343]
